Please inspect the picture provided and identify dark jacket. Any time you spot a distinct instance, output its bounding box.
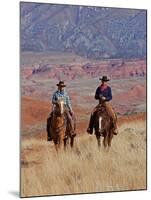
[95,86,112,101]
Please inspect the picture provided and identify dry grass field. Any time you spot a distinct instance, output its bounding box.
[21,116,146,197]
[20,54,147,197]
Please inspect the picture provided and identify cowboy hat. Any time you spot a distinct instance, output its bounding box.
[99,75,110,81]
[56,81,66,87]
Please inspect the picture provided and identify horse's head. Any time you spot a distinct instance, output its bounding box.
[55,98,65,116]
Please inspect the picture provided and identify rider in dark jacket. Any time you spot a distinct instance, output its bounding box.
[87,76,118,135]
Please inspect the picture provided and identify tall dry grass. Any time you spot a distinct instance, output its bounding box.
[21,119,146,197]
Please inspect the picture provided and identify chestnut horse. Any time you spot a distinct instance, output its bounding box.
[94,103,115,149]
[49,99,75,151]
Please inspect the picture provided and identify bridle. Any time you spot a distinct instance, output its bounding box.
[51,99,67,132]
[54,99,65,115]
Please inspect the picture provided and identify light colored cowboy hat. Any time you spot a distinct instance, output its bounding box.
[56,81,66,87]
[99,75,110,81]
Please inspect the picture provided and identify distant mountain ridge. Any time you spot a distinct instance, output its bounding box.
[20,3,147,59]
[21,58,146,81]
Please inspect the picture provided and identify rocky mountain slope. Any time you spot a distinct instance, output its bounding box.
[20,2,147,59]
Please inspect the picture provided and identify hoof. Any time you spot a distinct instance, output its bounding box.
[47,137,52,141]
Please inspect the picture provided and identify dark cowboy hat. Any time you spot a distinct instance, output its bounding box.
[99,75,110,81]
[56,81,66,87]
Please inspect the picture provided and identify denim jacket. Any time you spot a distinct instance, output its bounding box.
[95,86,112,101]
[52,90,72,111]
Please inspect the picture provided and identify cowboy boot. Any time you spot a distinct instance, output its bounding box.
[70,130,76,138]
[113,128,119,135]
[112,121,119,135]
[87,127,93,134]
[64,127,76,139]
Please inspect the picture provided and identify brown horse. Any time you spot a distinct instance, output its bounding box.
[94,103,115,149]
[49,99,75,151]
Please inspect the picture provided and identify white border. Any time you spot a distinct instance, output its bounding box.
[0,0,150,199]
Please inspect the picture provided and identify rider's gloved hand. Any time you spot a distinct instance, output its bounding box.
[99,95,106,101]
[102,96,106,100]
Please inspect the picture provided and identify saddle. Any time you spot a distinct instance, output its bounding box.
[95,103,107,114]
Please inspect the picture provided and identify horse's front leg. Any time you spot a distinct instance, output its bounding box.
[54,135,61,152]
[103,132,108,149]
[54,141,59,152]
[107,130,114,148]
[63,137,68,150]
[70,136,74,148]
[96,134,101,148]
[94,117,102,148]
[94,120,100,147]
